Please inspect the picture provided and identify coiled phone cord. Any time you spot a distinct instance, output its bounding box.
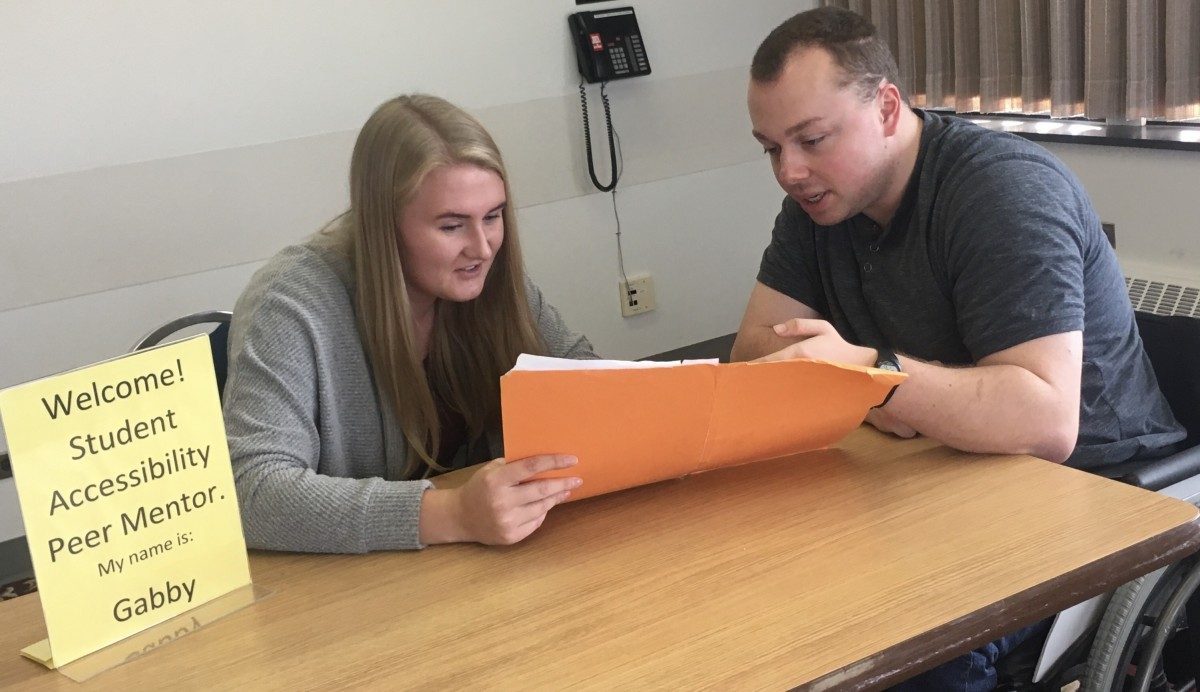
[579,81,620,192]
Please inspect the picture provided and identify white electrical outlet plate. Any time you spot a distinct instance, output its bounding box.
[619,273,656,317]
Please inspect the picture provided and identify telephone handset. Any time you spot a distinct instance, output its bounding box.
[569,7,652,83]
[568,7,650,192]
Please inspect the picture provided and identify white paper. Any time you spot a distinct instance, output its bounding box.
[512,354,718,372]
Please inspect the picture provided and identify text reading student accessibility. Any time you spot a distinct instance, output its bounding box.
[0,336,251,671]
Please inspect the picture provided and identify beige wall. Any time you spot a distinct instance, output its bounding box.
[0,0,811,540]
[3,1,1197,540]
[1039,142,1200,286]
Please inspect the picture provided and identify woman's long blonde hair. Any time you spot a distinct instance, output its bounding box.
[343,94,545,474]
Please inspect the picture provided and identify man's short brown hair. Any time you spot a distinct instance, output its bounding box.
[751,6,902,102]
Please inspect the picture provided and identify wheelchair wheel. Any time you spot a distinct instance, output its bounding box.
[1082,556,1199,692]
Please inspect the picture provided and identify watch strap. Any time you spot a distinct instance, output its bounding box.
[872,346,901,409]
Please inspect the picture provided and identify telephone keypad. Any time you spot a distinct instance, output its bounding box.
[610,45,630,75]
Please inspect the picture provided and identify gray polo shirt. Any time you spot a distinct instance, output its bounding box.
[758,109,1184,469]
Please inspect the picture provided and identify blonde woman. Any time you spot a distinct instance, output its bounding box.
[223,95,596,553]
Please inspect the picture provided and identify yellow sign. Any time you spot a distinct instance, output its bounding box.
[0,336,251,667]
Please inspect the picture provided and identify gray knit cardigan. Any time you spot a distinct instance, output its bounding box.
[222,232,597,553]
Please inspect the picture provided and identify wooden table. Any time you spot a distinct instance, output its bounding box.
[2,428,1199,690]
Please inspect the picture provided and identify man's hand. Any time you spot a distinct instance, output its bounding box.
[755,318,877,367]
[729,282,821,362]
[865,407,917,438]
[763,318,918,437]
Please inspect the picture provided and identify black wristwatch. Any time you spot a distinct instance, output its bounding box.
[872,346,902,408]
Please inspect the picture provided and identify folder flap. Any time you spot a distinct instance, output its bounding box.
[501,364,717,499]
[701,359,907,470]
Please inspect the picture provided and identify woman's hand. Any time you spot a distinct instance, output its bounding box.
[420,454,580,545]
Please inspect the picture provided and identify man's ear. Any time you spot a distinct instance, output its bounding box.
[879,82,903,137]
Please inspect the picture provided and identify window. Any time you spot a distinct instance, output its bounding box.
[823,0,1200,124]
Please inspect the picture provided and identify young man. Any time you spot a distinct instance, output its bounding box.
[732,7,1184,690]
[734,7,1181,468]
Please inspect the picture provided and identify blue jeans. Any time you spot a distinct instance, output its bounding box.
[889,619,1051,692]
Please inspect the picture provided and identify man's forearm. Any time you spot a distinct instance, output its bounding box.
[886,357,1079,463]
[735,312,1081,462]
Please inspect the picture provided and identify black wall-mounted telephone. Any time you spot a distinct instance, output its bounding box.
[569,7,650,192]
[569,7,651,83]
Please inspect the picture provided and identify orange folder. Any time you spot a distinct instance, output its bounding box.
[501,357,907,500]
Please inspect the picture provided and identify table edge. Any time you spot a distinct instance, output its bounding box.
[805,515,1200,691]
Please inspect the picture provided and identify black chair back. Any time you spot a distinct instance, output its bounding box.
[1135,311,1200,449]
[132,311,233,399]
[208,320,231,397]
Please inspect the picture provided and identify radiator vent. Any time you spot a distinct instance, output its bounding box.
[1126,276,1200,318]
